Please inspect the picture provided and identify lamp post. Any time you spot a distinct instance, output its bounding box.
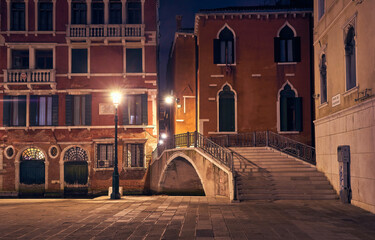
[111,92,121,199]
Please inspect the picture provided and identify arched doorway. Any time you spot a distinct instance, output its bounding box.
[19,147,46,196]
[219,85,235,132]
[160,157,205,195]
[63,146,89,195]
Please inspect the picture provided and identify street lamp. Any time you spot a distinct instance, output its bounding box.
[111,92,121,199]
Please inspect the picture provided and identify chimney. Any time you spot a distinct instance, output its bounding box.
[176,15,182,31]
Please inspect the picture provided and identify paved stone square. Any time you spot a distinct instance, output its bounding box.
[0,196,374,240]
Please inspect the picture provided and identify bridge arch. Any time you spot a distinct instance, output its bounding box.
[158,151,206,195]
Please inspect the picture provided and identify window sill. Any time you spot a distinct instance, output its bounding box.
[277,62,297,65]
[343,86,359,97]
[318,102,329,109]
[278,131,300,134]
[208,131,238,135]
[216,64,236,67]
[94,167,114,171]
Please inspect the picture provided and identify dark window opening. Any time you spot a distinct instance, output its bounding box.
[36,50,53,69]
[91,1,104,24]
[320,54,327,103]
[213,27,234,64]
[127,2,141,24]
[71,49,88,73]
[219,85,235,132]
[280,84,302,132]
[274,25,301,62]
[12,50,29,69]
[11,2,25,31]
[345,27,356,91]
[38,2,53,31]
[71,1,87,24]
[126,48,142,73]
[109,1,122,24]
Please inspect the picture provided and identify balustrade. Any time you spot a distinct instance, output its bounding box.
[4,69,55,83]
[68,24,144,38]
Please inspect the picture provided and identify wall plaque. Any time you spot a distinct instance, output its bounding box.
[99,103,115,115]
[332,94,341,107]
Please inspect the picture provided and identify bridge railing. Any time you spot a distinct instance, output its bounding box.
[152,131,234,170]
[210,131,316,165]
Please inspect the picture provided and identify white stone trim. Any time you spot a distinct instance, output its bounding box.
[277,80,299,133]
[276,21,297,37]
[48,145,60,159]
[215,23,236,65]
[4,145,16,159]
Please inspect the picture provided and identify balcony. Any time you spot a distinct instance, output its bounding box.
[3,69,56,90]
[67,24,144,41]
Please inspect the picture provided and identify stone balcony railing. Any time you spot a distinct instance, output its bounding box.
[67,24,144,39]
[3,69,56,89]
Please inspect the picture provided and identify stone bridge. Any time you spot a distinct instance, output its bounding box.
[149,147,235,200]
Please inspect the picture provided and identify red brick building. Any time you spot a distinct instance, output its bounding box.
[168,5,314,145]
[0,0,158,196]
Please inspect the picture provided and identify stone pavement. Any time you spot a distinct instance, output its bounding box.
[0,196,374,240]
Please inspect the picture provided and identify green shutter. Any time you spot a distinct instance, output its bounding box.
[18,95,27,126]
[52,95,59,126]
[280,97,288,131]
[295,97,303,131]
[293,37,301,62]
[213,39,221,64]
[85,95,92,126]
[274,37,281,62]
[65,95,73,126]
[3,96,11,127]
[141,94,148,125]
[122,96,129,125]
[29,95,38,126]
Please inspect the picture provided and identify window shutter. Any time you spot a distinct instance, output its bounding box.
[3,96,11,127]
[274,37,281,62]
[280,97,288,131]
[213,39,221,64]
[65,95,73,126]
[122,96,129,125]
[295,97,303,131]
[85,95,92,126]
[293,37,301,62]
[52,95,59,126]
[29,95,38,126]
[141,94,148,125]
[18,95,27,126]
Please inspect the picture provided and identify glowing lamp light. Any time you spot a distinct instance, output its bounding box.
[111,92,122,107]
[159,140,164,145]
[165,95,174,105]
[161,133,168,139]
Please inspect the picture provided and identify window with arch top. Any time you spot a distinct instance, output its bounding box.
[279,83,302,132]
[214,27,235,65]
[345,26,356,91]
[219,85,235,132]
[274,24,301,63]
[320,54,327,104]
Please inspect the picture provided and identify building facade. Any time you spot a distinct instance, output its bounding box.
[313,0,375,213]
[168,5,314,145]
[0,0,158,196]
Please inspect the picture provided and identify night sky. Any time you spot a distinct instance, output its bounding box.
[158,0,267,90]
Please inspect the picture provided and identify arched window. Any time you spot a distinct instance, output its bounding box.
[214,26,235,64]
[279,83,302,132]
[218,85,235,132]
[274,24,301,63]
[64,146,88,162]
[345,26,356,90]
[20,148,45,185]
[320,54,327,104]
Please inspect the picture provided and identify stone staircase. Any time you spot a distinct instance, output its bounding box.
[232,147,338,201]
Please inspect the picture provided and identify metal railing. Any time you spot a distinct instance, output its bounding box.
[67,24,144,38]
[210,131,316,165]
[4,69,55,83]
[152,131,233,170]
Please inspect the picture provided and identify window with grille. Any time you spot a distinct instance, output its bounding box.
[97,144,114,168]
[11,2,25,31]
[125,143,144,167]
[38,1,53,31]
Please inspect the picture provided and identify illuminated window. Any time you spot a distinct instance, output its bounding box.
[21,148,45,161]
[125,143,144,167]
[97,144,114,168]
